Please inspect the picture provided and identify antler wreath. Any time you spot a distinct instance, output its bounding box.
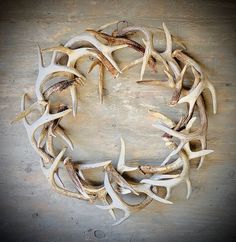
[12,20,217,226]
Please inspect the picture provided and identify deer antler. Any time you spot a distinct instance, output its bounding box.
[40,148,91,201]
[86,29,158,73]
[172,50,217,115]
[117,137,138,174]
[16,21,216,226]
[105,163,139,196]
[141,148,192,200]
[35,45,85,101]
[153,94,213,167]
[60,32,128,74]
[96,172,152,226]
[21,93,71,164]
[113,26,169,79]
[159,23,181,79]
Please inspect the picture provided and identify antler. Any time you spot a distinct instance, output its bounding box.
[113,26,169,79]
[86,29,158,73]
[153,94,213,167]
[60,32,128,74]
[172,50,217,114]
[141,148,192,200]
[21,93,71,164]
[40,148,91,201]
[117,137,138,174]
[96,172,152,226]
[15,21,216,226]
[35,45,85,101]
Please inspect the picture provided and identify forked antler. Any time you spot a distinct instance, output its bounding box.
[21,94,71,164]
[40,148,91,201]
[60,32,128,74]
[14,21,216,226]
[96,172,152,226]
[35,45,85,101]
[113,25,169,79]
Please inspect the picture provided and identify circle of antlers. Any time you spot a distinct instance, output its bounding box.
[13,21,217,226]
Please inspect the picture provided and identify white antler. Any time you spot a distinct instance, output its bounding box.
[21,94,71,163]
[117,137,138,174]
[141,149,192,200]
[114,26,169,80]
[61,32,127,73]
[96,172,152,226]
[40,148,91,200]
[35,45,85,101]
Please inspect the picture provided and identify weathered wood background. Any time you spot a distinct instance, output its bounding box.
[0,0,236,241]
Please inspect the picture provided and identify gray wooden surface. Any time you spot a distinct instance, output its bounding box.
[0,0,236,241]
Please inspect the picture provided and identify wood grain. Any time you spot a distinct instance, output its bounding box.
[0,0,235,241]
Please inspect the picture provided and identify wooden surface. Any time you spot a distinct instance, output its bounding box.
[0,0,236,241]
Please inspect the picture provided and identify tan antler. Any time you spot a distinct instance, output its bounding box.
[15,21,216,226]
[40,148,91,201]
[21,93,71,164]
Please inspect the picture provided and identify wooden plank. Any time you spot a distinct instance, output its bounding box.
[0,0,235,241]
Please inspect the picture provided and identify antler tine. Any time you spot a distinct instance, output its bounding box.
[37,126,48,148]
[96,172,152,226]
[35,45,85,101]
[40,148,91,201]
[62,32,127,74]
[98,61,105,104]
[148,110,176,128]
[96,20,120,32]
[162,23,172,56]
[172,50,217,115]
[45,123,56,158]
[105,163,139,196]
[117,137,138,174]
[54,125,74,150]
[170,64,188,106]
[64,158,91,200]
[160,23,181,79]
[69,85,78,117]
[75,160,112,170]
[87,28,158,73]
[21,94,71,163]
[119,57,143,76]
[141,150,192,200]
[154,95,211,167]
[114,26,169,79]
[132,182,173,205]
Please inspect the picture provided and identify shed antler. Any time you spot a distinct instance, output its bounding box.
[13,21,216,226]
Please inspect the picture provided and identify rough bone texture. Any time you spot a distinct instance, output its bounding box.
[14,17,218,227]
[0,0,236,240]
